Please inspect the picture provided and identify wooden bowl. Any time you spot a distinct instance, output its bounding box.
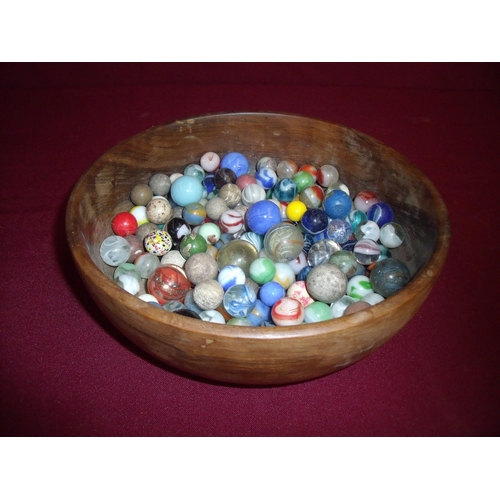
[66,112,450,385]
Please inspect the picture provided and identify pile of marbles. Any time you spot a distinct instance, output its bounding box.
[99,151,411,327]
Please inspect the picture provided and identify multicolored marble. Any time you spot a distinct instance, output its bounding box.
[263,222,304,263]
[316,164,339,187]
[182,202,207,226]
[219,209,244,234]
[255,167,278,190]
[347,275,373,300]
[367,202,394,227]
[353,190,379,212]
[307,239,341,267]
[147,264,191,304]
[304,301,334,323]
[353,238,381,265]
[286,280,314,307]
[322,189,352,219]
[245,200,282,235]
[369,258,411,298]
[223,284,257,317]
[271,297,304,326]
[273,178,298,202]
[249,257,276,285]
[380,222,405,248]
[220,152,249,178]
[326,218,353,244]
[179,233,208,259]
[216,239,259,276]
[299,185,325,209]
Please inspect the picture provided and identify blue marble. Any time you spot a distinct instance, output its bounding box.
[245,200,282,235]
[170,175,204,207]
[220,152,249,178]
[322,189,352,219]
[300,208,329,235]
[273,178,297,202]
[367,202,394,227]
[255,167,278,190]
[259,281,285,307]
[217,265,247,291]
[223,284,257,317]
[297,265,313,282]
[239,231,264,252]
[202,174,216,194]
[247,299,272,326]
[326,218,353,244]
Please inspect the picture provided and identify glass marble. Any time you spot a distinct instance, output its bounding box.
[329,250,358,278]
[326,218,353,244]
[255,167,278,190]
[200,151,220,172]
[347,275,373,300]
[300,208,329,235]
[134,252,161,279]
[292,171,315,193]
[223,284,257,318]
[362,292,385,306]
[162,300,187,312]
[259,281,285,307]
[220,152,249,178]
[316,164,339,187]
[286,280,314,307]
[297,265,313,282]
[353,238,381,265]
[273,178,297,202]
[170,175,204,207]
[114,273,140,295]
[299,164,318,181]
[380,222,405,249]
[326,182,350,197]
[263,222,304,263]
[166,217,191,242]
[113,262,141,283]
[302,232,315,255]
[160,249,186,268]
[271,297,304,326]
[129,205,149,226]
[353,190,379,212]
[179,233,208,259]
[257,156,278,171]
[348,209,368,231]
[330,295,357,318]
[182,202,206,226]
[144,230,173,256]
[216,239,259,276]
[199,310,226,324]
[174,309,201,320]
[112,212,138,237]
[287,251,309,275]
[276,159,298,179]
[197,222,221,245]
[202,174,216,194]
[238,231,264,252]
[272,262,296,290]
[247,299,272,326]
[218,265,247,291]
[245,200,282,235]
[304,301,334,323]
[285,200,308,222]
[367,202,394,227]
[219,210,244,234]
[299,185,325,209]
[241,184,266,207]
[100,235,131,266]
[125,234,145,262]
[322,189,352,220]
[149,173,171,197]
[354,220,381,242]
[307,239,341,267]
[147,264,191,304]
[227,317,253,326]
[369,258,411,298]
[247,257,274,285]
[184,163,205,182]
[214,168,237,189]
[183,290,204,314]
[138,293,160,304]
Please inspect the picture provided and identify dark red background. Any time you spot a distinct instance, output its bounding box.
[1,63,499,436]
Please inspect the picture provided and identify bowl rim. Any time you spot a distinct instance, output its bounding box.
[66,111,451,341]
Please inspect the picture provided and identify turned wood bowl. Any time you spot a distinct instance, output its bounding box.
[66,112,450,385]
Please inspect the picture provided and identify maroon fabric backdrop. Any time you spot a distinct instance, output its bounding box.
[1,63,499,436]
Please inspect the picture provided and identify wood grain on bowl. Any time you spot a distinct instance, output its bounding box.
[66,113,450,385]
